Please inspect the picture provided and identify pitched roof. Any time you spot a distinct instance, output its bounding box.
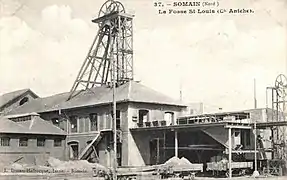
[8,81,186,115]
[0,115,66,135]
[0,117,28,134]
[0,89,39,109]
[17,116,66,135]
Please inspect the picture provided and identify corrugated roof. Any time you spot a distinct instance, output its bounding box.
[0,116,66,135]
[0,89,39,109]
[8,81,186,115]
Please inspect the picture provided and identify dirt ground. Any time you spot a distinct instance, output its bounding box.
[195,176,287,180]
[0,174,104,180]
[0,175,286,180]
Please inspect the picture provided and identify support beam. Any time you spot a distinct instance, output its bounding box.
[252,119,259,177]
[163,131,166,161]
[175,130,178,157]
[156,138,160,164]
[225,125,252,129]
[254,122,257,172]
[228,127,232,179]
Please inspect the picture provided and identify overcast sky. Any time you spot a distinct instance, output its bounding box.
[0,0,286,112]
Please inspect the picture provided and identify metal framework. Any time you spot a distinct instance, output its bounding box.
[68,0,134,100]
[266,74,287,170]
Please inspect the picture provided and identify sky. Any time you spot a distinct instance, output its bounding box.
[0,0,286,112]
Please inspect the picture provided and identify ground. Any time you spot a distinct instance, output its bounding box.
[197,177,287,180]
[0,175,286,180]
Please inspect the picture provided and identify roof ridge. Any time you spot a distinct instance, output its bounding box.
[1,88,29,94]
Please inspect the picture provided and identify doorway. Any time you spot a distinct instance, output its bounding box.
[69,142,79,160]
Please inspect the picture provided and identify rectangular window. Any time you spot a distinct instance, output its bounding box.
[37,138,45,147]
[69,116,78,133]
[164,112,175,125]
[139,110,149,124]
[54,139,62,147]
[116,110,120,130]
[111,110,121,129]
[1,137,10,146]
[246,130,251,146]
[89,113,98,131]
[19,137,28,147]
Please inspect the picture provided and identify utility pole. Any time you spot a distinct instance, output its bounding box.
[253,78,259,177]
[112,30,117,180]
[254,79,257,109]
[228,127,232,179]
[112,53,117,180]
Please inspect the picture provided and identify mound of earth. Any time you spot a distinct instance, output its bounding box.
[164,156,192,166]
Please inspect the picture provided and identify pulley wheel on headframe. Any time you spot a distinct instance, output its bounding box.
[98,0,125,18]
[275,74,287,98]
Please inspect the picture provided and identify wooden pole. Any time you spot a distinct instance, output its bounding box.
[254,79,257,109]
[156,138,160,164]
[253,78,259,177]
[112,33,117,180]
[163,131,166,161]
[228,127,232,179]
[175,130,178,157]
[254,119,258,173]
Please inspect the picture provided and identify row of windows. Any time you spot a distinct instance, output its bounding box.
[10,116,32,122]
[52,113,100,133]
[52,111,121,133]
[51,110,175,132]
[138,110,175,124]
[0,137,62,147]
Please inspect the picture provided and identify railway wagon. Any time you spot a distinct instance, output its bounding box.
[206,161,253,177]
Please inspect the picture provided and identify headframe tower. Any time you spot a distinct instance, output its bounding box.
[68,0,134,100]
[266,74,287,162]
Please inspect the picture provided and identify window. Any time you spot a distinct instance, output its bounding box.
[139,110,149,124]
[89,113,98,131]
[54,139,62,147]
[116,110,120,129]
[11,116,31,122]
[19,97,29,106]
[111,110,121,129]
[52,118,60,127]
[164,112,174,125]
[246,130,251,146]
[69,116,78,133]
[19,137,28,147]
[37,138,45,147]
[1,137,10,146]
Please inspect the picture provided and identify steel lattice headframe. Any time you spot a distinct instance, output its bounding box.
[267,74,287,160]
[68,0,134,100]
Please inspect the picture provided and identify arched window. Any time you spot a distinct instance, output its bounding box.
[164,112,175,126]
[19,97,29,106]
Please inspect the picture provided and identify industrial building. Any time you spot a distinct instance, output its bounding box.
[0,114,66,165]
[3,81,186,167]
[0,0,286,179]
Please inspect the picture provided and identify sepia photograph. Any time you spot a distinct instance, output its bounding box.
[0,0,286,179]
